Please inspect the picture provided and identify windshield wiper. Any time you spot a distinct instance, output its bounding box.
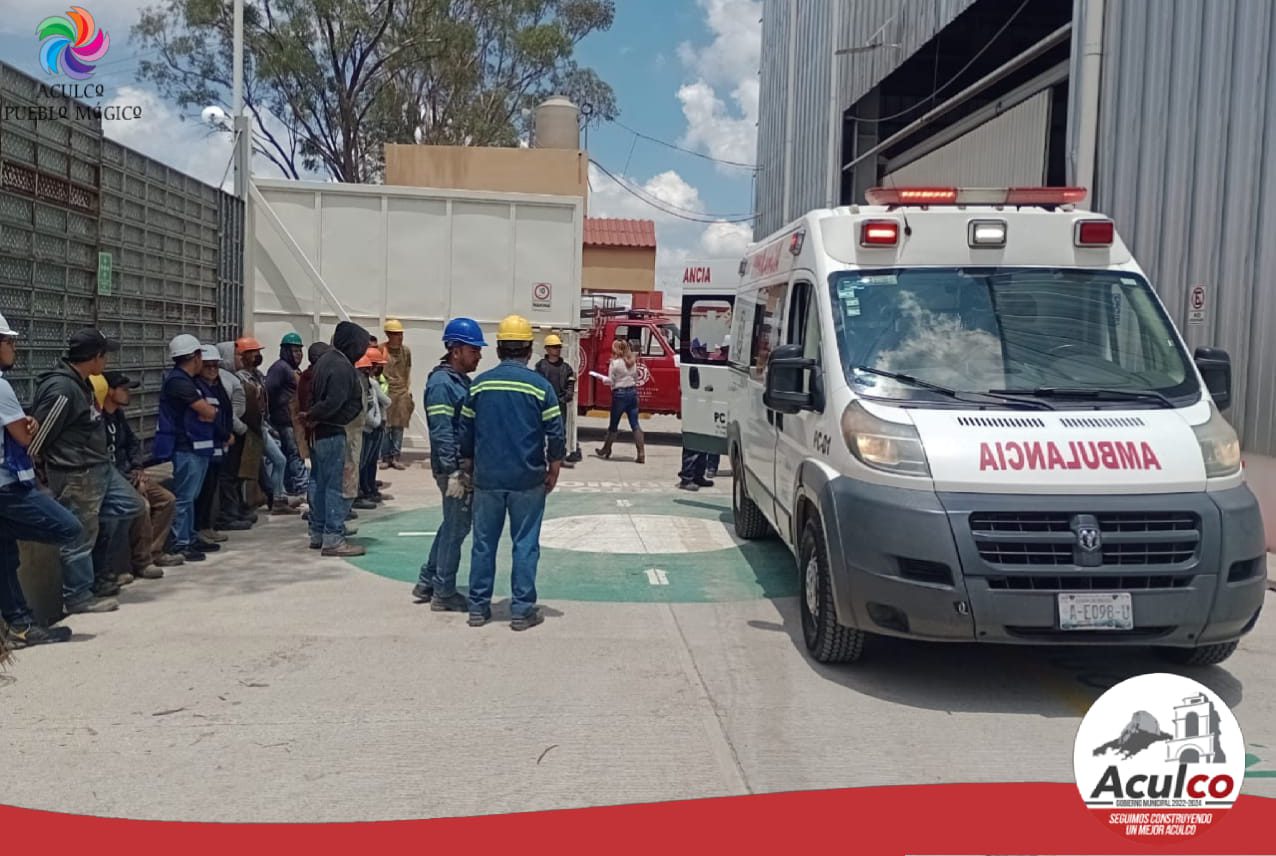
[989,387,1175,409]
[853,366,1053,410]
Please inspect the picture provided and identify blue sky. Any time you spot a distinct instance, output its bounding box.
[0,0,761,277]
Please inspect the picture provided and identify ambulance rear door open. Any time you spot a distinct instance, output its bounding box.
[680,286,736,453]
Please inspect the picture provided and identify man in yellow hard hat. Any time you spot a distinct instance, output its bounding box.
[534,332,580,467]
[458,314,565,631]
[380,319,413,470]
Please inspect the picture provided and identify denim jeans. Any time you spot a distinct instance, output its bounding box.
[468,485,546,619]
[92,467,148,580]
[707,454,720,473]
[308,432,349,549]
[48,462,144,604]
[276,425,309,494]
[262,429,287,501]
[418,474,473,597]
[0,484,83,625]
[383,426,405,461]
[359,426,383,496]
[608,387,640,433]
[170,451,211,552]
[679,449,708,482]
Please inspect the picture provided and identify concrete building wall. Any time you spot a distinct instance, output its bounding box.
[385,145,588,202]
[582,246,656,293]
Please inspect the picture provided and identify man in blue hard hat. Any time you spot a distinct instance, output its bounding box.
[459,315,565,631]
[413,317,486,611]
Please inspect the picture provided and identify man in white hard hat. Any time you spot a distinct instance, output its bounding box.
[31,327,144,614]
[0,313,85,646]
[152,334,218,561]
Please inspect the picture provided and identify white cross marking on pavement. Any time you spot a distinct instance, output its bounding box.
[616,499,632,507]
[645,568,669,586]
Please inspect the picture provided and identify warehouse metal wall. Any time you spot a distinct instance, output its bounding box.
[0,62,243,444]
[883,88,1051,185]
[755,0,975,238]
[1085,0,1276,455]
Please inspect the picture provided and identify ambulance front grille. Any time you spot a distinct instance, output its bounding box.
[969,511,1200,567]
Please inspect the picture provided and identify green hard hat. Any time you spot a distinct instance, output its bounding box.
[281,332,304,346]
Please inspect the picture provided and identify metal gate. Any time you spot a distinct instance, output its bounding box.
[0,62,243,444]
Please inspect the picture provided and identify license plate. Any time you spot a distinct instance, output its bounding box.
[1058,592,1133,631]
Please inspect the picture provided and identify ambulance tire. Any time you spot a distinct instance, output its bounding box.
[799,514,865,664]
[731,451,771,540]
[1156,641,1238,667]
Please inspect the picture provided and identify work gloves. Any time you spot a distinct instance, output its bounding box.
[445,471,467,500]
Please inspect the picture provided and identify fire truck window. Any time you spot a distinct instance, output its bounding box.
[687,299,733,362]
[750,283,787,379]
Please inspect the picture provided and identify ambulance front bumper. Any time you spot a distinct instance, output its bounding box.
[817,478,1266,647]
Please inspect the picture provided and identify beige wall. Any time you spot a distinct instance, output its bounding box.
[385,144,587,201]
[583,245,656,293]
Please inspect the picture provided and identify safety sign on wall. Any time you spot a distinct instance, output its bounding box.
[532,282,553,309]
[1187,284,1207,325]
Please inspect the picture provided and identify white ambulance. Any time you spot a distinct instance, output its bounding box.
[687,186,1265,665]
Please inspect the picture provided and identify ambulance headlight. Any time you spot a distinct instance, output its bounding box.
[1193,405,1241,478]
[841,401,930,477]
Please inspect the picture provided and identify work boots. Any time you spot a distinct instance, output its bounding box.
[633,429,645,464]
[595,433,616,459]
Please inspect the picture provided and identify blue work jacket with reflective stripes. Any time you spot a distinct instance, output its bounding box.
[424,362,471,476]
[458,359,566,492]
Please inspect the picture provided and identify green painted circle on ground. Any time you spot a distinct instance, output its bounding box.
[346,490,797,603]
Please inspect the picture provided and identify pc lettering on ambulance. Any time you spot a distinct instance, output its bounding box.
[979,439,1162,472]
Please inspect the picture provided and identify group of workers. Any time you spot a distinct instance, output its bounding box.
[0,315,416,651]
[0,307,658,654]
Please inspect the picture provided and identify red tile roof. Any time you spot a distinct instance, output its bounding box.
[584,217,657,249]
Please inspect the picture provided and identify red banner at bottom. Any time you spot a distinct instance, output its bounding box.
[5,783,1273,854]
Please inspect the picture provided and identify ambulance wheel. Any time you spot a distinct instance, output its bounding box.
[1157,641,1238,667]
[731,451,770,540]
[798,514,865,664]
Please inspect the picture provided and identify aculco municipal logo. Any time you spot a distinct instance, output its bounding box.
[1073,672,1245,841]
[38,6,110,80]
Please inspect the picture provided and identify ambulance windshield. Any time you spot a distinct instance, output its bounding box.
[831,268,1199,406]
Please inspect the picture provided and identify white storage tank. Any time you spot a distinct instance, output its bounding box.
[534,96,580,149]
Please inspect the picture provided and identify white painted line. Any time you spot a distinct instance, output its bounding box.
[397,531,437,537]
[616,499,632,508]
[645,568,669,586]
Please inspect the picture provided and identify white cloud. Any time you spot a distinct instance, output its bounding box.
[103,86,235,189]
[699,221,752,256]
[588,164,751,299]
[675,0,761,171]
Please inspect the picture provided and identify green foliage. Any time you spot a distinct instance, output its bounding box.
[134,0,617,182]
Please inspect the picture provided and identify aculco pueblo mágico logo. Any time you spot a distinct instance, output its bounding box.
[1073,672,1246,841]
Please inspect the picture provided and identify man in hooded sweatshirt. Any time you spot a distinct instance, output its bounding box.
[302,321,369,557]
[266,331,307,495]
[30,328,144,613]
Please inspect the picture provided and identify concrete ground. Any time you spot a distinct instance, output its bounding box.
[2,415,1274,822]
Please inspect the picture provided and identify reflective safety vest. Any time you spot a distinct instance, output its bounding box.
[189,377,220,458]
[1,433,35,485]
[154,367,217,462]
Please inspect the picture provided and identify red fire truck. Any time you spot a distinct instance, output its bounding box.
[574,306,683,416]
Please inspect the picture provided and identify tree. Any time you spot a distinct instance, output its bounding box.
[134,0,617,183]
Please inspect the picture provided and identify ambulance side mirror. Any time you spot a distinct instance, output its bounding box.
[1194,347,1232,412]
[764,344,823,414]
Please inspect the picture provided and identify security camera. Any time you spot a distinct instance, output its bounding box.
[201,105,229,127]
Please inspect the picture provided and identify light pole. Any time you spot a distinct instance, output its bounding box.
[231,0,255,335]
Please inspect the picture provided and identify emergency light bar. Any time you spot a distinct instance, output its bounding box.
[865,186,1087,207]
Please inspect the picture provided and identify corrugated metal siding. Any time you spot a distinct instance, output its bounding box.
[754,0,791,239]
[883,89,1051,184]
[837,0,979,105]
[1090,0,1276,454]
[755,0,975,238]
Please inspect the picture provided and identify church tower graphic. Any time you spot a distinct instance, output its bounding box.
[1165,693,1226,764]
